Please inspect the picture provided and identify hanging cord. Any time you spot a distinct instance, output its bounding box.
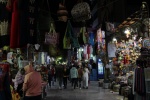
[97,0,119,10]
[140,2,149,37]
[46,0,50,11]
[105,6,110,22]
[62,0,65,6]
[40,0,50,11]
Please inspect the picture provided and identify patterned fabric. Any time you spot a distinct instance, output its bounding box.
[13,70,24,90]
[63,20,80,49]
[134,68,146,97]
[0,1,9,48]
[0,64,12,100]
[70,67,78,79]
[0,69,5,91]
[88,32,95,46]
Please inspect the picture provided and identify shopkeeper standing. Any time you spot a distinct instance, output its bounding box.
[23,63,42,100]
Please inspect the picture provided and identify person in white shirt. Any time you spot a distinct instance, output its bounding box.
[82,64,90,89]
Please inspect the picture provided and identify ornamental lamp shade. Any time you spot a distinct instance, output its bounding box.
[57,3,68,22]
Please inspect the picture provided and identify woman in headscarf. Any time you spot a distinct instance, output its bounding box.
[13,68,25,97]
[23,63,42,100]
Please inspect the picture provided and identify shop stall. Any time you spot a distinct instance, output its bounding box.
[104,1,150,99]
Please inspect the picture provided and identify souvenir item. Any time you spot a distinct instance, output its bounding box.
[63,20,80,49]
[57,1,68,22]
[106,22,115,32]
[45,23,59,46]
[107,43,117,57]
[82,27,88,44]
[71,2,91,22]
[142,38,150,48]
[35,44,40,50]
[37,52,47,65]
[0,21,8,36]
[7,52,13,64]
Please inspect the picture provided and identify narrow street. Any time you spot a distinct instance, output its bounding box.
[44,81,124,100]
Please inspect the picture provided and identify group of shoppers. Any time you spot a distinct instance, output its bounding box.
[13,61,91,100]
[47,62,90,90]
[13,61,42,100]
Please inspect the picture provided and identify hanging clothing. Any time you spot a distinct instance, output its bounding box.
[134,68,146,98]
[7,0,20,48]
[6,0,40,48]
[88,32,95,46]
[0,1,10,48]
[87,45,90,59]
[27,0,39,44]
[0,63,12,100]
[18,0,30,47]
[77,48,81,60]
[107,43,117,57]
[82,27,88,44]
[78,27,84,45]
[83,67,89,88]
[84,45,87,59]
[19,0,40,46]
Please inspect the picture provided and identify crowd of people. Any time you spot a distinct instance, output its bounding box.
[12,61,93,100]
[47,62,91,90]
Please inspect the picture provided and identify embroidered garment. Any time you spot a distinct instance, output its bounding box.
[13,69,24,90]
[0,1,9,48]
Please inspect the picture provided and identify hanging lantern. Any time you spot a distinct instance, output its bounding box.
[57,3,68,22]
[124,27,133,38]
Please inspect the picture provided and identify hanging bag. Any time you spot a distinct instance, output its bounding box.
[38,0,53,30]
[45,23,59,46]
[71,0,91,22]
[63,20,80,49]
[44,23,59,57]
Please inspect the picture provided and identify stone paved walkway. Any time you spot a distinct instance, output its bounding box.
[43,81,125,100]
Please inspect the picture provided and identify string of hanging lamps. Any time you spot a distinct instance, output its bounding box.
[140,1,149,38]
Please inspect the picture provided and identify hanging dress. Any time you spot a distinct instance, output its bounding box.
[7,0,20,48]
[0,1,10,48]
